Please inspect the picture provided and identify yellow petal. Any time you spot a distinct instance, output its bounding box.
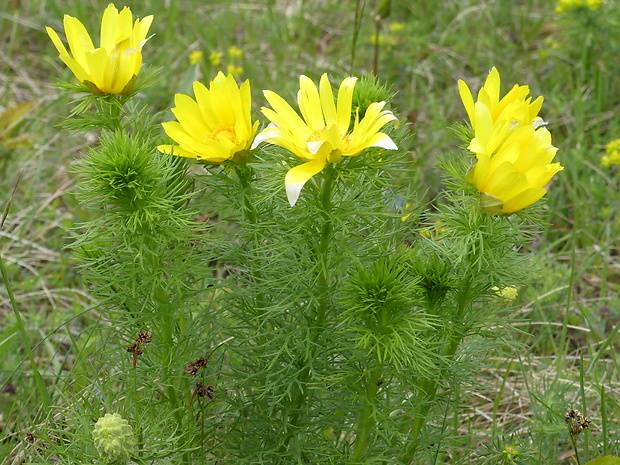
[100,4,120,51]
[458,79,475,125]
[103,39,136,94]
[84,48,108,91]
[263,90,311,141]
[262,112,311,158]
[472,153,491,190]
[525,163,563,188]
[252,125,308,160]
[239,79,253,124]
[209,135,237,162]
[485,161,528,200]
[502,187,546,214]
[133,15,154,48]
[193,80,220,129]
[482,67,500,106]
[46,26,91,84]
[350,102,397,148]
[115,7,134,44]
[472,101,494,150]
[298,75,325,131]
[46,26,70,57]
[319,74,337,125]
[172,93,210,136]
[336,77,357,133]
[347,130,397,155]
[157,144,198,159]
[162,121,211,156]
[318,124,343,153]
[285,153,327,207]
[63,15,94,66]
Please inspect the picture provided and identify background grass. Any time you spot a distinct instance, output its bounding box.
[1,0,619,463]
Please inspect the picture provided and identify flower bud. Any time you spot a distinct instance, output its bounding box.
[92,413,136,462]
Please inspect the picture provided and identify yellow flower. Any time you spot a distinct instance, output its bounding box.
[189,50,203,65]
[388,22,406,33]
[502,444,519,459]
[585,0,604,10]
[252,73,398,206]
[46,4,153,95]
[458,67,543,130]
[556,0,603,13]
[226,64,244,76]
[601,138,620,167]
[492,285,518,302]
[158,72,258,164]
[370,33,384,46]
[459,68,562,215]
[209,51,223,66]
[228,46,243,59]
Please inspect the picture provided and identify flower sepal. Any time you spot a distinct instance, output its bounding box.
[479,192,505,216]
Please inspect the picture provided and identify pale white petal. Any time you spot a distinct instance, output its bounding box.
[250,125,278,149]
[370,134,398,150]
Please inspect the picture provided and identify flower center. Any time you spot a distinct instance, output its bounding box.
[307,127,327,143]
[205,125,238,146]
[307,126,352,151]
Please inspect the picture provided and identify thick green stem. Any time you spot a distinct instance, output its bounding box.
[351,363,383,461]
[280,166,335,454]
[400,277,472,464]
[0,254,50,411]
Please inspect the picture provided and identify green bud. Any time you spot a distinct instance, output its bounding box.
[376,0,391,19]
[92,413,136,462]
[351,75,395,122]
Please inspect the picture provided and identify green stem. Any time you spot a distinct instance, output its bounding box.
[97,96,124,132]
[237,165,268,314]
[351,363,383,461]
[0,254,50,411]
[372,16,381,76]
[569,432,582,465]
[280,166,335,454]
[156,286,179,411]
[237,166,258,225]
[350,0,365,74]
[154,283,189,463]
[399,278,472,464]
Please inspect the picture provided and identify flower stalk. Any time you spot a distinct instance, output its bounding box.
[280,164,335,453]
[351,362,384,461]
[399,276,472,464]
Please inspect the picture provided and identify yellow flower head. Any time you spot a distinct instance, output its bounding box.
[228,46,243,59]
[46,4,153,95]
[227,64,244,77]
[492,285,518,302]
[585,0,604,9]
[388,22,406,34]
[189,50,203,65]
[503,444,519,458]
[458,67,543,130]
[252,73,398,206]
[209,51,223,66]
[459,68,562,215]
[555,0,604,13]
[158,72,258,164]
[601,138,620,167]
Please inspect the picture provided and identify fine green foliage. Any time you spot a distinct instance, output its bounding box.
[1,1,620,465]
